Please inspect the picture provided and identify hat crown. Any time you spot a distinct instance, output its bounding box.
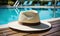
[18,10,40,23]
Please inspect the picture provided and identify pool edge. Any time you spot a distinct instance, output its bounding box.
[0,17,60,29]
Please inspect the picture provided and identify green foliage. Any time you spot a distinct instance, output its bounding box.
[8,0,14,6]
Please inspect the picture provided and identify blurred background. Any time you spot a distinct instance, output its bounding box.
[0,0,60,25]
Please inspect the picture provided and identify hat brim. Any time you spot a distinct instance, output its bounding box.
[8,21,51,31]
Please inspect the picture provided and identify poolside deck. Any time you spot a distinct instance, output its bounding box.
[0,20,60,36]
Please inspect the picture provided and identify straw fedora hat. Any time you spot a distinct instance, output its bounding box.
[8,10,51,31]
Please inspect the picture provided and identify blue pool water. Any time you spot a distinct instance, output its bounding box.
[0,8,60,25]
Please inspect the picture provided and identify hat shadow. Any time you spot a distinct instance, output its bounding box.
[26,23,49,29]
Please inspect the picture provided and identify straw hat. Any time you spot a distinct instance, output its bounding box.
[8,10,51,31]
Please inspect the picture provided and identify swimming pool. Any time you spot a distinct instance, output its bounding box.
[0,8,60,25]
